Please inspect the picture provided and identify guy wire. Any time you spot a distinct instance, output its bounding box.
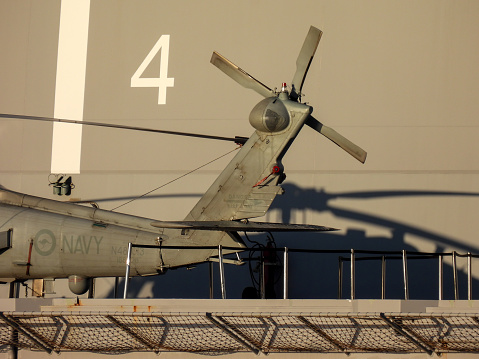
[111,146,241,211]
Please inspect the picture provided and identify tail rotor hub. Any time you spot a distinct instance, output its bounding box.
[249,97,290,133]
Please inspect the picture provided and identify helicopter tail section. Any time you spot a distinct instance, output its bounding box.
[185,26,366,224]
[184,96,312,222]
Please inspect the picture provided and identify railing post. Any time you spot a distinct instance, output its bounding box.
[350,249,355,300]
[218,245,226,299]
[283,247,288,299]
[260,253,265,299]
[402,250,409,300]
[468,252,472,300]
[438,255,443,300]
[452,251,459,300]
[123,242,132,299]
[113,277,119,299]
[381,255,386,300]
[209,261,214,299]
[338,257,343,299]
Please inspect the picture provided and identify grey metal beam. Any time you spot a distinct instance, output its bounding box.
[107,315,160,353]
[205,313,261,354]
[297,316,347,352]
[380,313,434,355]
[0,313,54,354]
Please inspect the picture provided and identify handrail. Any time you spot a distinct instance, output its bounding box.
[123,243,477,300]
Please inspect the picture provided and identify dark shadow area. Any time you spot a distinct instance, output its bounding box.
[268,184,479,300]
[101,184,479,300]
[109,261,253,300]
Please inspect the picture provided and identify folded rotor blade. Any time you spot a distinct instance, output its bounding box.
[211,51,275,98]
[0,113,248,145]
[291,26,322,101]
[305,116,367,163]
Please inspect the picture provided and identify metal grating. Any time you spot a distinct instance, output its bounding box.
[0,312,478,354]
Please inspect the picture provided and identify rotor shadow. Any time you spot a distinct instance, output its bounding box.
[268,183,479,299]
[103,184,479,300]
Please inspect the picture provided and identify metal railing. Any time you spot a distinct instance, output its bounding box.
[338,250,477,300]
[123,244,479,300]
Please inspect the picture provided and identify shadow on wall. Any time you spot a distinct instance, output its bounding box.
[106,184,479,300]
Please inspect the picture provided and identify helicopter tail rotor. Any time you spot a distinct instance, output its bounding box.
[211,26,367,164]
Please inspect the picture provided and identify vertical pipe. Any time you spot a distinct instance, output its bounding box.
[402,250,409,300]
[452,251,458,300]
[8,270,19,358]
[88,278,95,298]
[283,247,288,299]
[9,332,18,359]
[468,252,472,300]
[338,257,343,299]
[381,255,386,300]
[113,277,119,299]
[350,249,355,300]
[218,245,226,299]
[123,242,132,299]
[260,254,265,299]
[9,282,19,299]
[209,261,214,299]
[438,255,443,300]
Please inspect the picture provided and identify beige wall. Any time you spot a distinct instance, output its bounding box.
[1,0,479,300]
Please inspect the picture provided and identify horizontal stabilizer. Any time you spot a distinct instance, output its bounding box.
[151,220,337,232]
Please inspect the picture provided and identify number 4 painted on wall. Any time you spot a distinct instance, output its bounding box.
[131,35,174,105]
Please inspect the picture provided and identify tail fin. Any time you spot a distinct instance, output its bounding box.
[185,96,312,222]
[186,26,366,222]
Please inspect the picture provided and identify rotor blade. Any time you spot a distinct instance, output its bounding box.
[0,113,248,145]
[305,116,367,163]
[211,51,275,98]
[151,220,337,232]
[291,26,322,101]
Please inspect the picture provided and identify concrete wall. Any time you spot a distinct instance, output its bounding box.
[0,298,479,358]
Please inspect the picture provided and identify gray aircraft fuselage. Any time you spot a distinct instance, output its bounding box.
[0,96,313,281]
[0,189,232,280]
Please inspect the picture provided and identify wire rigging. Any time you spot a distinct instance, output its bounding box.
[111,146,241,211]
[0,113,248,145]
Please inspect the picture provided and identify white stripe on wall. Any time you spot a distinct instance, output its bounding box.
[51,0,91,174]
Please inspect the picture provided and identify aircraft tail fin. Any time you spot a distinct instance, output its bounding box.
[185,99,312,222]
[186,26,366,225]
